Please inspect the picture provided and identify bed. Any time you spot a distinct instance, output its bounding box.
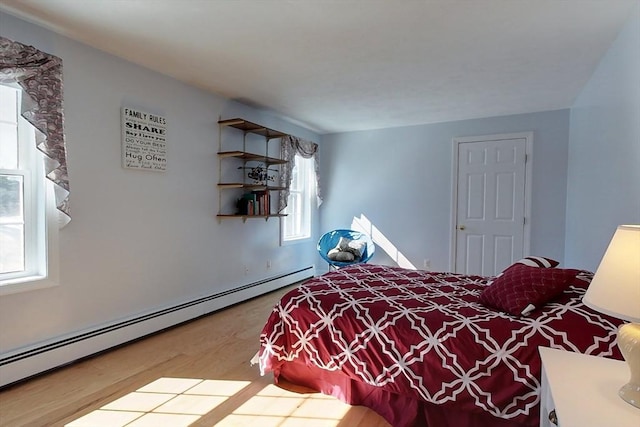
[258,262,623,427]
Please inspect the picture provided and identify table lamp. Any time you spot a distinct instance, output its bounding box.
[583,224,640,409]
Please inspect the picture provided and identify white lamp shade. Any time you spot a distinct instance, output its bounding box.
[583,225,640,323]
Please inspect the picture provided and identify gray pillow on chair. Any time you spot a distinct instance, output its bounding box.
[327,249,355,262]
[326,236,364,262]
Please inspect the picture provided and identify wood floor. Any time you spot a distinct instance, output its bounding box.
[0,284,390,427]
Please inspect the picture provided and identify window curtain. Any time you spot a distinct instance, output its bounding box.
[279,135,323,212]
[0,37,70,227]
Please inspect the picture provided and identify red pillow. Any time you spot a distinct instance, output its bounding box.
[479,265,579,316]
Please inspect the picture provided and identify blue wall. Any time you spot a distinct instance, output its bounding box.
[565,5,640,271]
[320,5,640,275]
[0,11,320,357]
[320,110,571,273]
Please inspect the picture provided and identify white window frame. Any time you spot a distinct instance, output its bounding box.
[0,84,59,295]
[281,155,315,245]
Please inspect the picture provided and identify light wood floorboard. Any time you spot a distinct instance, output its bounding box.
[0,285,390,427]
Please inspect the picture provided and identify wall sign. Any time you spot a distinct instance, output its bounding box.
[121,107,167,171]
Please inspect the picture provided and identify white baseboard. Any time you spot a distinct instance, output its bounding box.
[0,266,314,388]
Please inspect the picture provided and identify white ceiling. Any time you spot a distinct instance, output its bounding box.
[0,0,637,134]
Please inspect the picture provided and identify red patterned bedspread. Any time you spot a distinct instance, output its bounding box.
[259,264,622,426]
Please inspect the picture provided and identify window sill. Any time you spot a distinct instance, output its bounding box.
[281,235,313,247]
[0,274,59,296]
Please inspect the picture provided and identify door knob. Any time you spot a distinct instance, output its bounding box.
[458,225,466,230]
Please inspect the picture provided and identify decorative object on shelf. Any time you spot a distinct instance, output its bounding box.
[242,164,277,184]
[583,224,640,409]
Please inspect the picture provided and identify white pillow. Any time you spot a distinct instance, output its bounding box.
[347,240,366,259]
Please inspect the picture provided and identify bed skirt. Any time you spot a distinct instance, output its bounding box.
[275,361,533,427]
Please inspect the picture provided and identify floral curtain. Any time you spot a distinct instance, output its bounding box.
[0,37,70,226]
[279,135,323,212]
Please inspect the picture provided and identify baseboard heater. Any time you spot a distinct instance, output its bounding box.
[0,266,314,388]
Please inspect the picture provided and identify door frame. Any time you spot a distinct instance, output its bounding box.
[449,132,534,273]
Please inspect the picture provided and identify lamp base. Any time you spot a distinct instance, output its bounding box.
[617,323,640,409]
[619,383,640,409]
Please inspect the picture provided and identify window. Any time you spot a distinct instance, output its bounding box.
[0,84,54,291]
[281,155,315,243]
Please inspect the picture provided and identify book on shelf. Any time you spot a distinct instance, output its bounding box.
[236,190,270,216]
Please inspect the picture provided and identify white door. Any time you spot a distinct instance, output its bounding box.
[452,133,531,276]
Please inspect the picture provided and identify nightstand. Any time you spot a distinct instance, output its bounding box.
[539,347,639,427]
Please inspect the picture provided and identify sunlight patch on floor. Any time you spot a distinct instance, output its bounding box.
[216,384,350,427]
[66,378,352,426]
[66,378,249,427]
